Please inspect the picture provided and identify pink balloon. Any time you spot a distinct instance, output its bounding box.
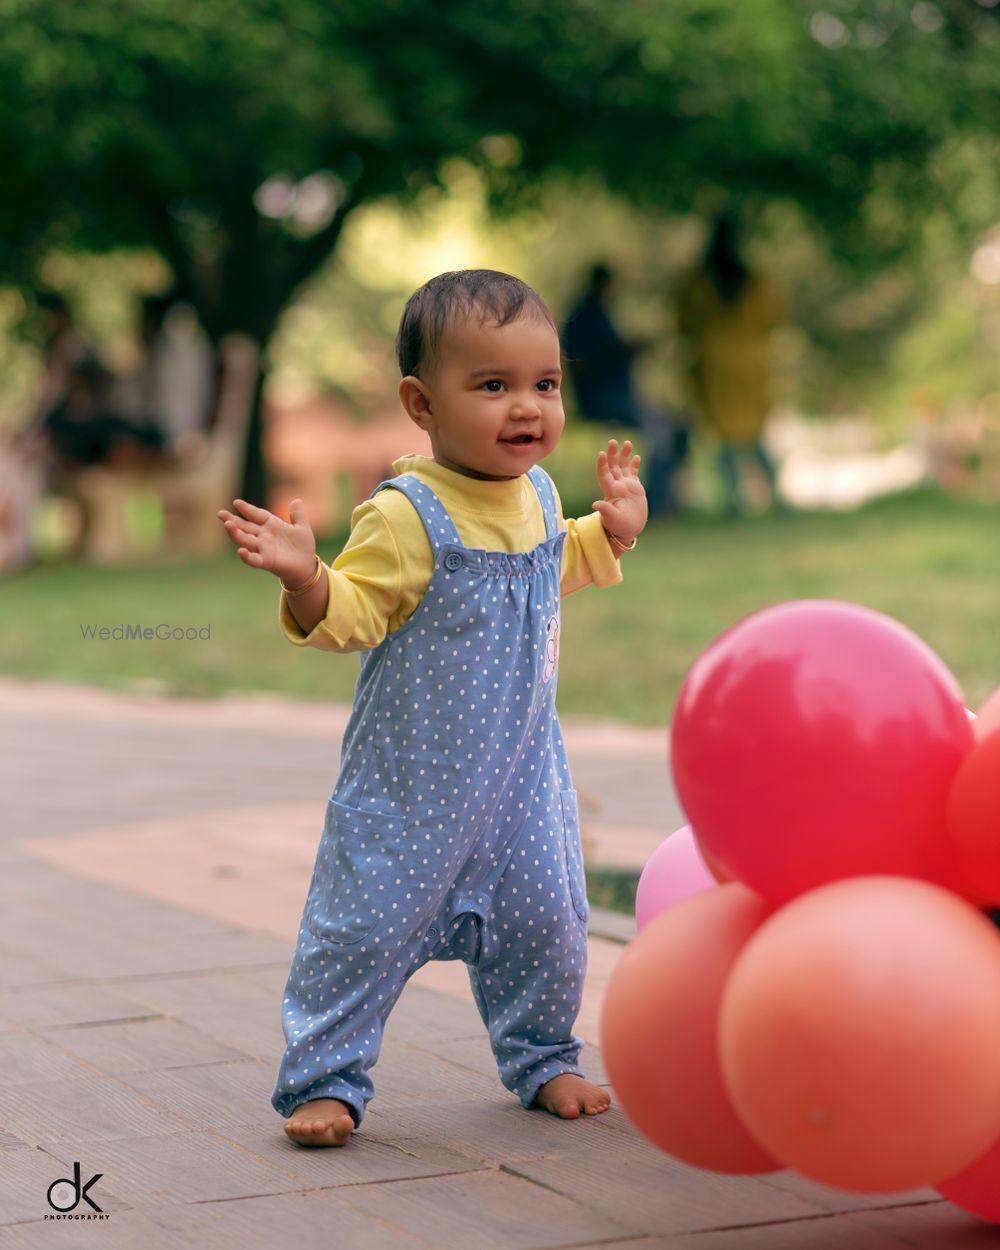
[938,1134,1000,1223]
[636,826,717,930]
[973,686,1000,742]
[672,600,973,904]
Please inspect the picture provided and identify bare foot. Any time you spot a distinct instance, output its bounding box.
[284,1098,355,1147]
[533,1074,612,1119]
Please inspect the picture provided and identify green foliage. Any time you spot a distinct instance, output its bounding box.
[4,490,999,724]
[4,0,1000,458]
[4,0,1000,331]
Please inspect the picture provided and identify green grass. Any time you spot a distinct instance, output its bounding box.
[4,486,1000,725]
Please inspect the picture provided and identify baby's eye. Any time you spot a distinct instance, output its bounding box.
[537,379,560,392]
[481,379,505,393]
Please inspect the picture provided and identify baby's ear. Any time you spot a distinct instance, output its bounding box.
[399,376,435,429]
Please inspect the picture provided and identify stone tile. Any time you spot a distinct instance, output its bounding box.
[141,1189,437,1250]
[121,1059,279,1132]
[859,1200,999,1247]
[0,1186,438,1250]
[38,1016,251,1075]
[0,1076,190,1148]
[408,1034,500,1080]
[120,967,281,1014]
[0,1143,130,1226]
[116,969,285,1059]
[566,1213,923,1250]
[0,1030,99,1088]
[337,1166,630,1250]
[369,1040,502,1111]
[760,1170,939,1214]
[0,950,66,992]
[0,1214,153,1249]
[0,873,230,943]
[54,1130,305,1208]
[0,983,164,1030]
[503,1134,828,1237]
[365,1097,620,1166]
[224,1122,485,1189]
[382,983,486,1046]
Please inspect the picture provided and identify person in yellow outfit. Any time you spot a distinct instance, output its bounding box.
[676,215,783,516]
[218,269,647,1148]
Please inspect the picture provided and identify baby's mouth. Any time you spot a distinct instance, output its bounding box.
[501,434,538,445]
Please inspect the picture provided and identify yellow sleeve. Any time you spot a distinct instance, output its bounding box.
[279,502,404,653]
[556,487,624,598]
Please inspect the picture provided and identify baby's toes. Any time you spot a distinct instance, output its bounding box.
[584,1090,612,1115]
[555,1099,582,1119]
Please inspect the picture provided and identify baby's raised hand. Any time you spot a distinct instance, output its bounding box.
[217,498,317,585]
[591,439,648,543]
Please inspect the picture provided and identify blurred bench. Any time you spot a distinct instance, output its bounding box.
[58,334,259,563]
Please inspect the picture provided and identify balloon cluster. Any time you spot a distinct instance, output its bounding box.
[601,600,1000,1223]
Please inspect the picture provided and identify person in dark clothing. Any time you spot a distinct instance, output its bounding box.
[563,264,688,516]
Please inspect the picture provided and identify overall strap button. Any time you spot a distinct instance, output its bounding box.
[444,552,463,571]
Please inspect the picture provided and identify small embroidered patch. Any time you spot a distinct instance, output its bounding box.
[543,614,560,683]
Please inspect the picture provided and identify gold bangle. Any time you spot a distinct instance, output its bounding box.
[281,554,324,597]
[605,529,637,554]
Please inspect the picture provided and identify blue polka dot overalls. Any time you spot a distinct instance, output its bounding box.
[272,466,590,1125]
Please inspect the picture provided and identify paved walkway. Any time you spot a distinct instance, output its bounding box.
[0,679,988,1248]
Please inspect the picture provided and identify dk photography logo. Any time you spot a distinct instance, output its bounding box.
[45,1162,108,1221]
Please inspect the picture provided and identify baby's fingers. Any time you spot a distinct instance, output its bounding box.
[231,498,273,524]
[237,546,266,569]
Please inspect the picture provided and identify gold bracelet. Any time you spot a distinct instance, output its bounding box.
[281,554,324,597]
[605,529,637,554]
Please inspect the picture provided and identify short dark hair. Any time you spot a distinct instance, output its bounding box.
[396,269,557,378]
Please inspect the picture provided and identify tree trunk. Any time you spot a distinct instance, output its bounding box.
[238,358,268,504]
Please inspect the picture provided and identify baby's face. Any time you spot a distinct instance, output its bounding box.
[418,313,565,480]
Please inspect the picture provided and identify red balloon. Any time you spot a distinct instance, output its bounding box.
[693,832,734,884]
[938,1134,1000,1223]
[601,883,778,1174]
[719,877,1000,1193]
[672,600,973,904]
[948,730,1000,904]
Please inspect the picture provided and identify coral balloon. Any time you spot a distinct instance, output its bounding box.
[672,600,972,903]
[947,730,1000,904]
[601,883,778,1174]
[974,686,1000,741]
[937,1134,1000,1224]
[635,826,717,930]
[719,877,1000,1193]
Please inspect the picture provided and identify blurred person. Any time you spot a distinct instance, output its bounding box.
[41,355,166,471]
[0,293,96,570]
[26,292,167,471]
[126,294,216,457]
[563,263,689,516]
[676,215,783,516]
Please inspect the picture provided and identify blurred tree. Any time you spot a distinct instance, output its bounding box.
[1,0,998,494]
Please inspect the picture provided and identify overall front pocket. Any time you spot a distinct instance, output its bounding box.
[560,788,589,924]
[305,801,407,946]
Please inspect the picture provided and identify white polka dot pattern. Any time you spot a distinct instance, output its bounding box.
[271,466,590,1126]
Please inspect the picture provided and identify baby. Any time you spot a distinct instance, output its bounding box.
[219,269,648,1145]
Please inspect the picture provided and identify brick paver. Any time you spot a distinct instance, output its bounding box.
[0,678,983,1248]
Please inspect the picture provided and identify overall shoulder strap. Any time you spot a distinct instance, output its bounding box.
[526,465,560,540]
[371,474,463,558]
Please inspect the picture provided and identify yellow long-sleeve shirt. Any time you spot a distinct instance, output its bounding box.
[280,454,622,653]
